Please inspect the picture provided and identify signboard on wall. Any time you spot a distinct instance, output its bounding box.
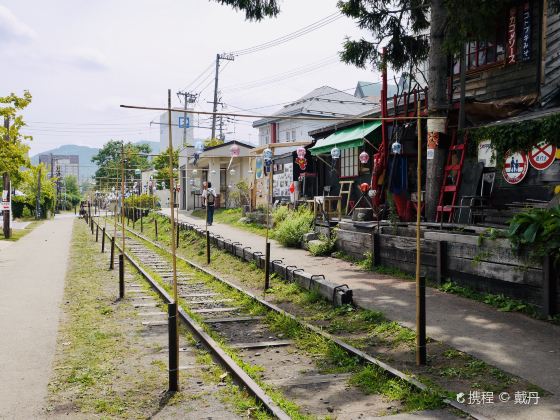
[521,2,531,62]
[502,150,528,184]
[273,163,293,197]
[507,7,517,64]
[478,140,496,167]
[528,142,557,171]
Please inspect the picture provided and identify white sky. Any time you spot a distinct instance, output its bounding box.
[2,0,382,155]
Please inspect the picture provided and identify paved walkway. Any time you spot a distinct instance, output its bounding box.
[170,210,560,419]
[0,215,75,419]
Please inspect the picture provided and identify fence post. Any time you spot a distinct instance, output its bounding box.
[155,218,158,241]
[436,241,447,286]
[109,236,115,270]
[140,211,143,233]
[101,228,106,252]
[177,224,180,248]
[95,224,99,242]
[206,230,211,264]
[372,232,381,267]
[543,255,558,316]
[264,242,271,291]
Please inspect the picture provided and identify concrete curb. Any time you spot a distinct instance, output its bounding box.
[167,217,353,307]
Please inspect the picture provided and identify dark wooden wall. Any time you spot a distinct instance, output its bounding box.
[333,221,559,314]
[453,1,541,103]
[542,1,560,101]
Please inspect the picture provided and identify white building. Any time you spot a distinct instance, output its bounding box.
[158,110,195,211]
[252,86,376,147]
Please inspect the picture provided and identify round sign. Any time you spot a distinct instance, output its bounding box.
[502,150,528,184]
[528,142,557,171]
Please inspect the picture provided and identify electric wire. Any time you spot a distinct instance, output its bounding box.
[230,12,343,56]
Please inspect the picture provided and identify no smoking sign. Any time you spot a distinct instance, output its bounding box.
[529,142,557,171]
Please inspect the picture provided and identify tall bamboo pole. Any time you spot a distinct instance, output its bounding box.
[416,99,426,365]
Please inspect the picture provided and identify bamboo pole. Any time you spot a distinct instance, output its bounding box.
[416,100,426,366]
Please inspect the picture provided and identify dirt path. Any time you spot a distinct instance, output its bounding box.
[0,215,75,419]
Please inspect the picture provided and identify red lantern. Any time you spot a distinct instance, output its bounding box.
[289,182,295,193]
[359,151,369,164]
[360,182,370,193]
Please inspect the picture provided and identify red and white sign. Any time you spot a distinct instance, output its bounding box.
[502,150,528,184]
[528,142,557,171]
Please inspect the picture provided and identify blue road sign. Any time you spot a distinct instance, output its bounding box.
[178,116,190,128]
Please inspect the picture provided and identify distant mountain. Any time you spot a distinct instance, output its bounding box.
[30,141,161,183]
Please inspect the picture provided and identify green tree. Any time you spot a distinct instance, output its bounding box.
[63,175,82,208]
[211,0,279,20]
[91,140,151,189]
[204,137,224,148]
[14,163,56,218]
[153,147,179,189]
[0,91,32,186]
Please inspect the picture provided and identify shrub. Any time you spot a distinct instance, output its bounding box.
[272,205,290,226]
[273,207,313,247]
[308,233,337,256]
[508,206,560,264]
[21,206,32,219]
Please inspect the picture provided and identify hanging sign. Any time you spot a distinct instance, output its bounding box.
[507,7,517,64]
[427,131,439,160]
[521,2,531,62]
[502,150,528,184]
[255,157,263,179]
[528,142,557,171]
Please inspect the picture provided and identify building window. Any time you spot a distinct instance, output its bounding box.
[286,131,290,141]
[341,147,358,177]
[291,130,296,141]
[453,19,506,73]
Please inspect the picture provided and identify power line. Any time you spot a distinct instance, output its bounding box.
[221,55,339,93]
[230,12,343,56]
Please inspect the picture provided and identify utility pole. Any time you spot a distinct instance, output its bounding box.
[177,91,197,145]
[36,166,41,219]
[3,116,11,239]
[211,53,234,140]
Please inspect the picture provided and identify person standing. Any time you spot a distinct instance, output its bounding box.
[202,182,216,226]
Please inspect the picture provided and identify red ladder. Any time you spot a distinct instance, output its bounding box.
[435,130,468,223]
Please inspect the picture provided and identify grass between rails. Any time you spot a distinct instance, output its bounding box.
[191,208,267,236]
[120,214,450,413]
[0,220,42,241]
[49,219,268,419]
[121,213,546,407]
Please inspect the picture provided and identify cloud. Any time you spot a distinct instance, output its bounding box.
[0,5,35,43]
[65,48,110,71]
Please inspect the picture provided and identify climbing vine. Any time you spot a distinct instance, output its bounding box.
[467,112,560,168]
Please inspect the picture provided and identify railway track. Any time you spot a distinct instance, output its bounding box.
[88,215,480,419]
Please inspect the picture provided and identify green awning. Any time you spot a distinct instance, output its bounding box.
[309,121,382,155]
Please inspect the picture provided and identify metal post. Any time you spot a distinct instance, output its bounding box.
[177,224,180,248]
[417,276,427,365]
[167,88,179,390]
[206,230,211,264]
[264,242,271,291]
[416,100,426,366]
[119,254,124,299]
[110,236,115,270]
[211,54,220,140]
[120,141,126,297]
[101,227,106,252]
[168,302,179,392]
[96,224,99,242]
[155,218,158,241]
[140,211,143,233]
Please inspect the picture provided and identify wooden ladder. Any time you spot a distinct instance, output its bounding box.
[436,130,468,223]
[339,180,354,217]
